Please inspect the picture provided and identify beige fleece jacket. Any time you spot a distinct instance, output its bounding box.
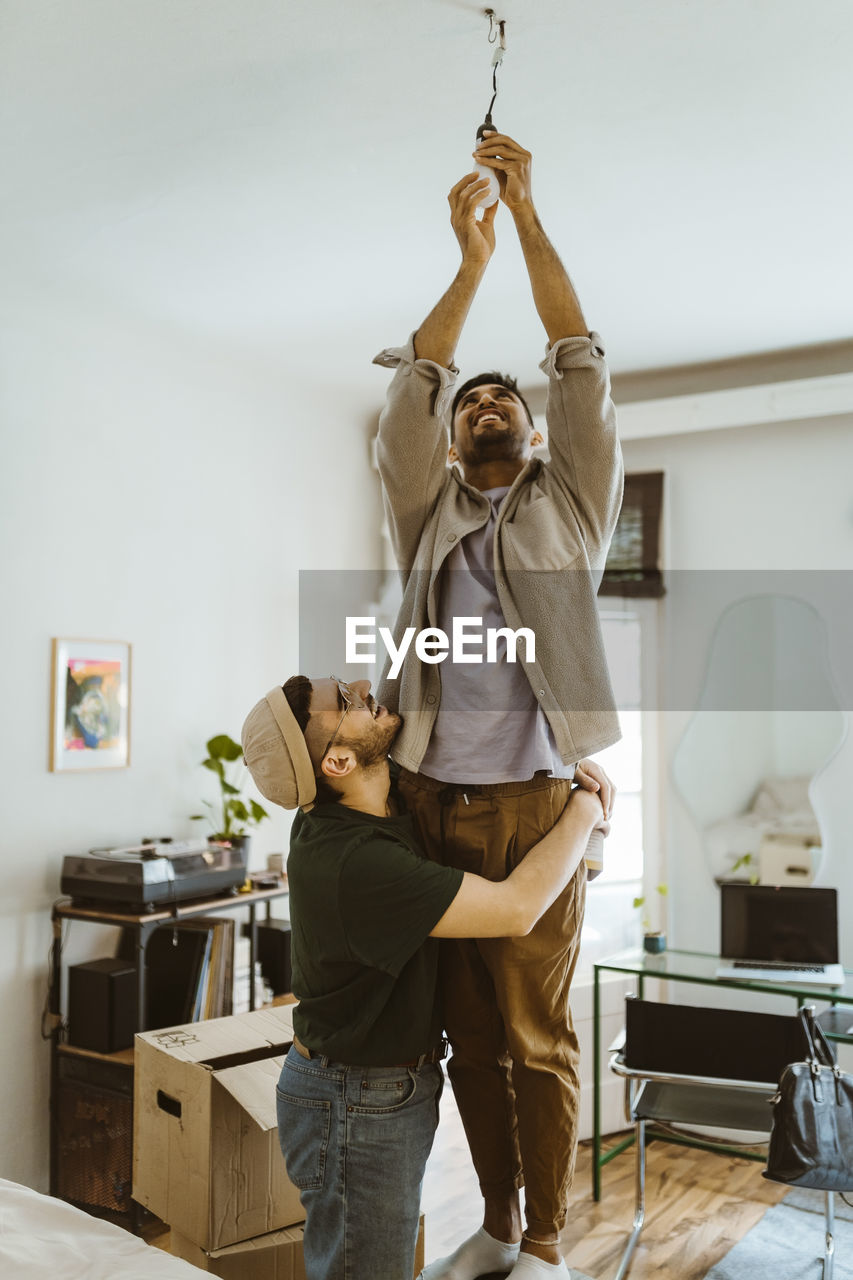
[373,331,624,770]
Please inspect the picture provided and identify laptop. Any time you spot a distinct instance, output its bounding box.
[716,884,845,986]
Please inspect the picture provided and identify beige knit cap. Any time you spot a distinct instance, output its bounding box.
[241,686,316,812]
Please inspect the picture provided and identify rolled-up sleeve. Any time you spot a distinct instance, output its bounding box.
[373,334,459,568]
[538,331,623,551]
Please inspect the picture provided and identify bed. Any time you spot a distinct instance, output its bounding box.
[704,775,822,882]
[0,1178,206,1279]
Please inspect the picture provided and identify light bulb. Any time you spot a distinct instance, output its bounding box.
[474,120,500,210]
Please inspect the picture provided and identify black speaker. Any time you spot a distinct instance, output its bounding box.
[68,957,138,1053]
[253,920,293,996]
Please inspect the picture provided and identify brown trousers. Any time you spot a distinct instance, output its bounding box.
[398,769,585,1237]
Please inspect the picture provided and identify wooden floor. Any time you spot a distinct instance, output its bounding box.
[149,1070,787,1280]
[420,1075,788,1280]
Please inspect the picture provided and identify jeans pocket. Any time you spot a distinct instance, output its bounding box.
[276,1091,331,1189]
[351,1069,418,1115]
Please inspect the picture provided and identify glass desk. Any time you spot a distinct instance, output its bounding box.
[592,947,853,1200]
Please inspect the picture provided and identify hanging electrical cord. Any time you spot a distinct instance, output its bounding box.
[473,10,508,209]
[482,10,507,130]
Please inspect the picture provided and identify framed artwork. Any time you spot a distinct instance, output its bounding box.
[599,471,665,598]
[50,638,132,771]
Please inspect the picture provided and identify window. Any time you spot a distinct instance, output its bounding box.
[578,601,662,972]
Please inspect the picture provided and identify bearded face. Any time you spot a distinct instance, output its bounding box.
[450,383,537,468]
[339,708,402,771]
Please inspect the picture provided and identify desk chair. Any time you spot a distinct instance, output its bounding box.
[608,996,837,1280]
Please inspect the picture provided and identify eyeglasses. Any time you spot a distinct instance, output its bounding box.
[320,676,359,760]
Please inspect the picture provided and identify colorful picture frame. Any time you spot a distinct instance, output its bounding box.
[50,638,131,771]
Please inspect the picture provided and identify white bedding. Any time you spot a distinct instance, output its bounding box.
[705,775,821,875]
[0,1179,206,1279]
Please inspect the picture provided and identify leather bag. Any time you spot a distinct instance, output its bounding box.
[764,1005,853,1191]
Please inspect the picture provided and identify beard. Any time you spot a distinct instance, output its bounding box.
[459,424,528,463]
[342,710,402,771]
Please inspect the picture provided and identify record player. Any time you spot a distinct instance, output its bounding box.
[60,838,249,911]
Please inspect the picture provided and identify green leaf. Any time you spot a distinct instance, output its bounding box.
[249,800,269,823]
[222,781,241,796]
[657,884,668,897]
[202,758,225,779]
[229,799,250,822]
[632,896,645,910]
[207,734,244,762]
[730,853,754,875]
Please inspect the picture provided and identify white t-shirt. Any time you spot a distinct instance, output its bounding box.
[419,487,575,784]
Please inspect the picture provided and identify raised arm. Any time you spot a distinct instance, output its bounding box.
[473,132,586,344]
[430,786,607,938]
[374,173,501,565]
[413,173,498,367]
[473,131,622,549]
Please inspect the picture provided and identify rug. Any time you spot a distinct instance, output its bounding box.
[703,1188,853,1280]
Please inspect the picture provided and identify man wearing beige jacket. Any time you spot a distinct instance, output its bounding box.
[373,133,623,1279]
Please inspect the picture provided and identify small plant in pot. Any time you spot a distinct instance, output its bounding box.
[191,733,269,860]
[633,883,668,953]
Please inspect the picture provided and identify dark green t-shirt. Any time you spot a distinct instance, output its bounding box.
[287,801,464,1066]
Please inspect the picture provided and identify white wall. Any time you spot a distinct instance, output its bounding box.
[0,284,382,1190]
[576,408,853,1139]
[621,412,853,967]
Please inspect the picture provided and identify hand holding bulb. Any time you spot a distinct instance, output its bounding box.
[473,123,501,211]
[472,132,534,217]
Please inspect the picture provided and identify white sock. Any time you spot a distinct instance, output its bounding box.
[507,1253,571,1278]
[419,1227,521,1280]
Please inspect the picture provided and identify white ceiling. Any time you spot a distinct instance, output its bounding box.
[4,0,853,393]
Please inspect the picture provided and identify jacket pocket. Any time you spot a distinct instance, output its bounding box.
[503,493,583,571]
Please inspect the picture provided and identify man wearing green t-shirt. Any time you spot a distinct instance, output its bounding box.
[241,675,608,1280]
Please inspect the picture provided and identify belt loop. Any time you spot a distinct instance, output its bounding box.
[320,1054,330,1068]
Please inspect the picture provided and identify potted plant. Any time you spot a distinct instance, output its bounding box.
[633,883,668,953]
[191,733,270,858]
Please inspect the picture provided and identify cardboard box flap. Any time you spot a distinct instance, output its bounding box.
[240,1004,295,1041]
[215,1055,285,1131]
[206,1224,304,1259]
[136,1003,295,1065]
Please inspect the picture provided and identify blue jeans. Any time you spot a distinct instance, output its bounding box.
[276,1046,443,1280]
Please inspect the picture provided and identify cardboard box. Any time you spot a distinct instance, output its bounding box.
[171,1215,425,1279]
[171,1224,307,1280]
[133,1004,303,1251]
